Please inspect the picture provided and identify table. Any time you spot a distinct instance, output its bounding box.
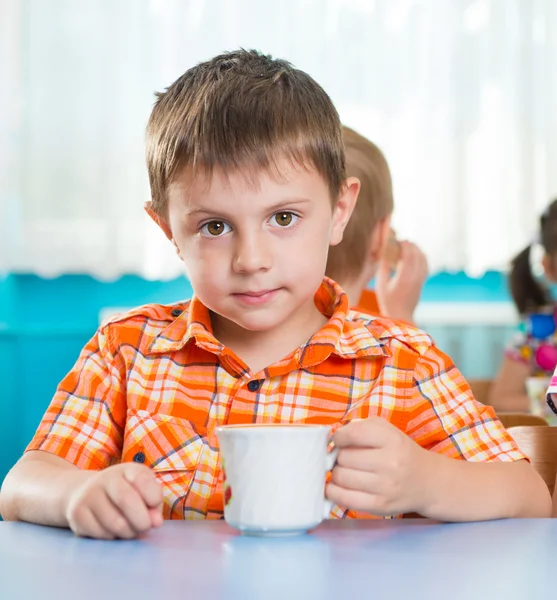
[0,518,554,600]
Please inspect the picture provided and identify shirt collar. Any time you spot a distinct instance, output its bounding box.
[293,277,389,371]
[148,278,389,370]
[148,293,222,355]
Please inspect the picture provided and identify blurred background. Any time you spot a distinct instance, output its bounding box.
[1,0,557,479]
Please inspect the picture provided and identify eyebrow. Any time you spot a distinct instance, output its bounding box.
[183,197,313,218]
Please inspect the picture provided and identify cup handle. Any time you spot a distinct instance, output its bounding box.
[323,446,339,518]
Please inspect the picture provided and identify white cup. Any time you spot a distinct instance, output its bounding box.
[215,424,338,536]
[525,376,552,417]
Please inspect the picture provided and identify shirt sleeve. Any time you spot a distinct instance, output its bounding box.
[405,345,526,462]
[26,326,126,470]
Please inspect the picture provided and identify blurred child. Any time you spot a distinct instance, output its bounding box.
[490,199,557,415]
[0,50,550,537]
[326,126,428,324]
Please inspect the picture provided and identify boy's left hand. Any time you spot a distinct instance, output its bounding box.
[326,417,433,516]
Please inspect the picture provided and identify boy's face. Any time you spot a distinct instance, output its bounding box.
[151,159,358,336]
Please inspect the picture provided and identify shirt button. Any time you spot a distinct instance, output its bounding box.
[133,451,146,463]
[247,380,262,392]
[171,308,183,317]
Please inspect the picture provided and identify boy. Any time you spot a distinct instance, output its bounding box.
[326,126,428,323]
[0,50,550,538]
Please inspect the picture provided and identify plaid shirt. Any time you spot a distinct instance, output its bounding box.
[27,279,524,519]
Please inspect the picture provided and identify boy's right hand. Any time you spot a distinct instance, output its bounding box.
[65,463,163,539]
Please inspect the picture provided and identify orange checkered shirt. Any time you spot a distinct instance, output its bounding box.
[27,278,525,519]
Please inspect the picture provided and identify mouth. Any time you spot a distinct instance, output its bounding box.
[232,288,281,305]
[238,289,276,297]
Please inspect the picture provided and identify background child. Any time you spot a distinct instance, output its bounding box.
[490,199,557,413]
[0,50,550,537]
[326,126,428,323]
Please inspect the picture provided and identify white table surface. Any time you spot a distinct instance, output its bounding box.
[0,518,553,600]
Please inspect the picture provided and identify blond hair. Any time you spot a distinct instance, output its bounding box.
[326,126,393,283]
[146,49,346,215]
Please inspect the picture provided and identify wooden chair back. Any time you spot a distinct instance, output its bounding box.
[507,426,557,496]
[497,413,548,429]
[468,379,492,405]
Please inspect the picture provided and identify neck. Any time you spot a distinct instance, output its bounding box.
[337,265,377,308]
[211,299,328,374]
[340,280,365,308]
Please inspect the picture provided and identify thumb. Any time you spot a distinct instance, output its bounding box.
[333,417,390,448]
[123,463,163,509]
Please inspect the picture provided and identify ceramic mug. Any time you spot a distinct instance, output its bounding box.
[215,424,338,536]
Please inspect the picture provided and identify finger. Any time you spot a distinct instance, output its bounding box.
[416,249,429,277]
[69,505,116,540]
[91,492,138,539]
[333,418,393,449]
[326,482,389,515]
[123,464,163,509]
[105,474,153,534]
[336,447,388,472]
[149,505,164,528]
[400,242,428,276]
[394,242,418,273]
[331,464,381,493]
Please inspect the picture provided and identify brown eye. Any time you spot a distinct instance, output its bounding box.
[201,221,230,237]
[274,212,294,227]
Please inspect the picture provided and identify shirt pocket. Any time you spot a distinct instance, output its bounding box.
[122,408,204,519]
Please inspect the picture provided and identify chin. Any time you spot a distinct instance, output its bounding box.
[233,317,281,332]
[223,310,285,332]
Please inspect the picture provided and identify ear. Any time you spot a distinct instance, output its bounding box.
[329,177,360,246]
[144,202,183,259]
[369,218,393,263]
[145,202,173,241]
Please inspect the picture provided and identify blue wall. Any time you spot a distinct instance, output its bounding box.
[0,273,195,488]
[0,271,513,487]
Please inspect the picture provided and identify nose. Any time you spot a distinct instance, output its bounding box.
[232,230,272,274]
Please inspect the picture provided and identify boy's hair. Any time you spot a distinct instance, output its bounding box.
[146,49,345,215]
[326,126,393,283]
[509,198,557,314]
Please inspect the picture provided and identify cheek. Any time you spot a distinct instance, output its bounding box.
[179,239,226,278]
[293,215,332,245]
[283,227,330,273]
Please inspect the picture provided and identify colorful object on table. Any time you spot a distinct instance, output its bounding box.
[520,346,532,361]
[506,305,557,376]
[535,345,557,372]
[529,313,556,340]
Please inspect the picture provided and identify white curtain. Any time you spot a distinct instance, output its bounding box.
[2,0,557,279]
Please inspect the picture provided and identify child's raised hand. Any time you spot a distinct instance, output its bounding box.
[65,463,163,539]
[326,417,433,517]
[375,240,428,324]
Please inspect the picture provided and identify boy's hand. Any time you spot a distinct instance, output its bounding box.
[326,418,433,516]
[375,240,428,324]
[65,463,163,539]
